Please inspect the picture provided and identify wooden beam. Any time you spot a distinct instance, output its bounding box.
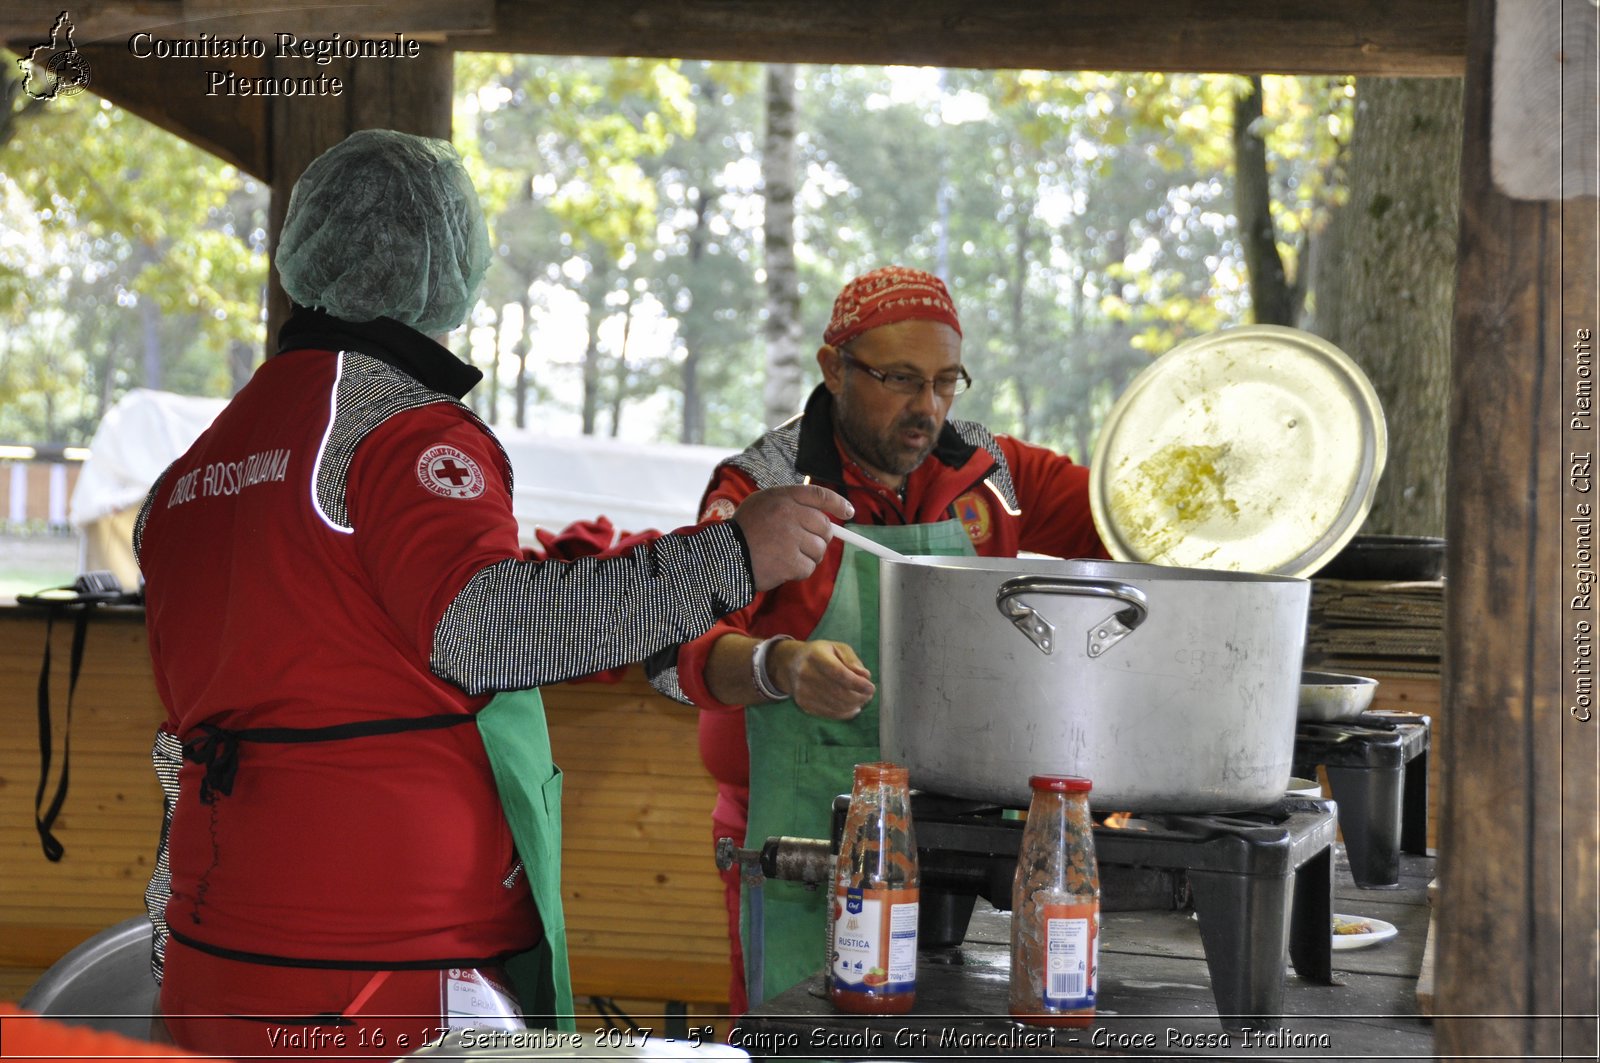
[182,0,492,34]
[1435,0,1599,1057]
[71,45,269,178]
[6,0,1466,76]
[479,0,1468,76]
[2,0,490,46]
[181,0,493,38]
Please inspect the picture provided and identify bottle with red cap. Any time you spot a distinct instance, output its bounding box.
[827,761,919,1014]
[1010,774,1100,1027]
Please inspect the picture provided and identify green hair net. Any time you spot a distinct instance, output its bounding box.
[277,129,490,336]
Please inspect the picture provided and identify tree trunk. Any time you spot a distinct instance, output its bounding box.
[93,329,119,427]
[580,264,612,437]
[581,314,603,436]
[1321,77,1463,537]
[1233,76,1297,325]
[512,289,533,430]
[1304,192,1349,338]
[680,186,711,445]
[140,292,163,391]
[228,338,253,397]
[485,303,503,427]
[1010,199,1034,437]
[762,62,804,427]
[609,292,635,438]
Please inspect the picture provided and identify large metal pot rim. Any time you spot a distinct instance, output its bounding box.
[883,553,1310,587]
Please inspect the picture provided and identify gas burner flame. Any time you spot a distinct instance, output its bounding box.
[1103,811,1135,829]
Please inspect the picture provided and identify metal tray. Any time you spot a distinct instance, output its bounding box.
[1089,325,1387,577]
[1315,533,1445,581]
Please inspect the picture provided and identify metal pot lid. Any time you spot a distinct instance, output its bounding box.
[1089,325,1387,577]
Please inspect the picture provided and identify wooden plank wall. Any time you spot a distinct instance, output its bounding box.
[542,672,731,1005]
[0,607,730,1010]
[0,608,162,972]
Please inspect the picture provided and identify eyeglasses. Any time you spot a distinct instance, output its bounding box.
[838,349,972,397]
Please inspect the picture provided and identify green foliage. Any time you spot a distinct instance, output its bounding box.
[1,53,1349,465]
[0,79,264,441]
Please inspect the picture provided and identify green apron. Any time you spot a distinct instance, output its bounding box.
[476,688,576,1032]
[741,520,974,1004]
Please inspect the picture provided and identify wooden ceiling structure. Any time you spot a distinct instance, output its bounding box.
[7,2,1597,1058]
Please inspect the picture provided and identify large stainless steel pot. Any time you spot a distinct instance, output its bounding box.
[878,556,1310,812]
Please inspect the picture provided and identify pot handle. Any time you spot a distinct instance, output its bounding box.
[995,576,1150,658]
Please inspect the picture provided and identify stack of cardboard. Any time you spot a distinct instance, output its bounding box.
[1306,578,1444,698]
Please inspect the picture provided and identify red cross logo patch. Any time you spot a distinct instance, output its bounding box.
[701,497,737,522]
[417,444,486,500]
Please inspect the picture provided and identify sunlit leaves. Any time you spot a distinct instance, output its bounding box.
[1,54,1349,454]
[0,86,265,437]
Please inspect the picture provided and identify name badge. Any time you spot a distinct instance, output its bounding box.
[442,968,524,1031]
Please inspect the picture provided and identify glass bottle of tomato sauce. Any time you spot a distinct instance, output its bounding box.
[827,761,919,1014]
[1010,774,1100,1026]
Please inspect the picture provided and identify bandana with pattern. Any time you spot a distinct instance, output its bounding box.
[823,266,962,348]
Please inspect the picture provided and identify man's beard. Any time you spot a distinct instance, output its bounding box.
[836,399,940,479]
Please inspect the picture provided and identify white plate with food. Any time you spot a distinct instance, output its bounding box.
[1332,913,1398,950]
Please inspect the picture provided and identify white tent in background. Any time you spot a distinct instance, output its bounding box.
[70,389,228,590]
[69,389,735,591]
[494,428,734,545]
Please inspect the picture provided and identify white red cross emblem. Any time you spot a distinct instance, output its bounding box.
[416,444,486,500]
[701,496,737,522]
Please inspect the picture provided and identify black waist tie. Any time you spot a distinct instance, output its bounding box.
[171,709,532,969]
[182,713,476,803]
[166,927,534,972]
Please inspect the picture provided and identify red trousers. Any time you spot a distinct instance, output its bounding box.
[713,807,749,1017]
[160,939,509,1058]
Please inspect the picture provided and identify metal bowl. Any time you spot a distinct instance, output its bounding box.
[1286,776,1323,798]
[1298,670,1379,722]
[19,916,158,1038]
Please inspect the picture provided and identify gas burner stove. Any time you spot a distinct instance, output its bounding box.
[1294,709,1431,887]
[835,792,1339,1029]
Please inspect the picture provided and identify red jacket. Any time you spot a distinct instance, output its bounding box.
[138,344,541,967]
[138,311,755,970]
[649,386,1108,824]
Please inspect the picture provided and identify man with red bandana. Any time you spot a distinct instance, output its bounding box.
[648,266,1109,1011]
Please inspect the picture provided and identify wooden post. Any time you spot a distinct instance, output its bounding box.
[263,44,454,355]
[1436,0,1599,1056]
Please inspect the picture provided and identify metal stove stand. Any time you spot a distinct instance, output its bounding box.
[1293,711,1431,888]
[1101,799,1339,1029]
[900,794,1340,1030]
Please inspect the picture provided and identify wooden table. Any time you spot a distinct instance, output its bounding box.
[735,850,1435,1059]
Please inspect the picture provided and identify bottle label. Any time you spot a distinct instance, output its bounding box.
[1039,902,1097,1010]
[831,886,919,994]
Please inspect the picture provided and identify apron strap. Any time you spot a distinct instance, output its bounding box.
[342,970,392,1017]
[182,713,476,804]
[34,606,91,862]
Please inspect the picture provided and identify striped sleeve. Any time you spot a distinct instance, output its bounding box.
[431,520,755,694]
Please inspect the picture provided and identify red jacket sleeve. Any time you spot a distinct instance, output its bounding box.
[998,435,1111,560]
[345,405,524,662]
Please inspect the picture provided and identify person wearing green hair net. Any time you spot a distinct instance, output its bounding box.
[133,128,852,1057]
